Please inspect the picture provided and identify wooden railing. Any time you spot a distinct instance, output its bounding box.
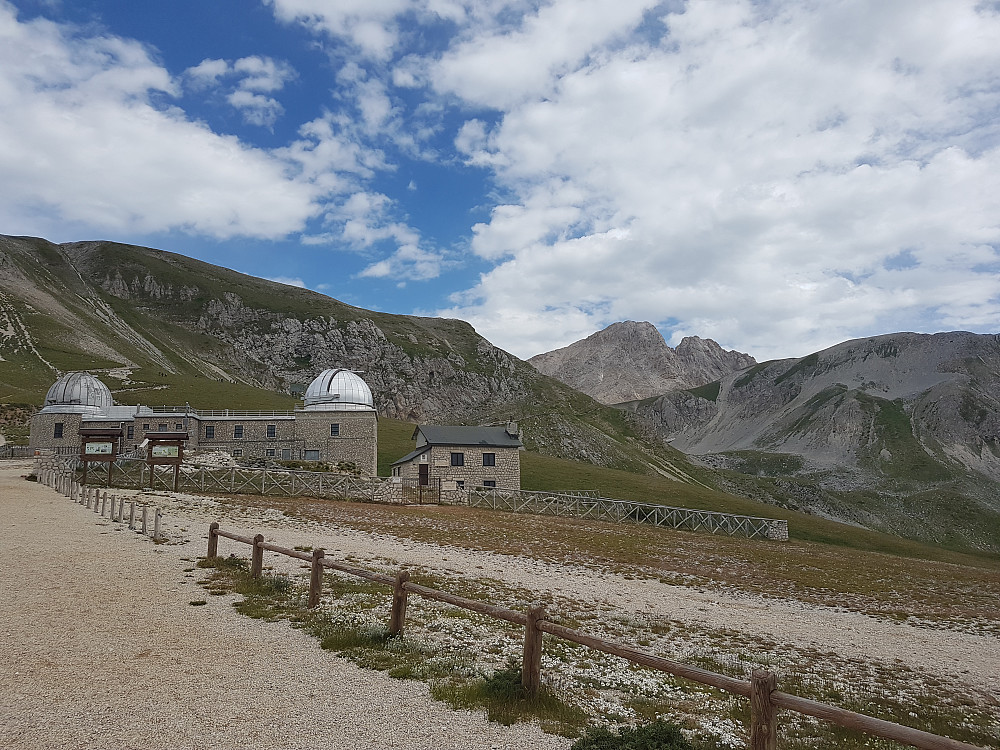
[36,465,164,541]
[207,524,988,750]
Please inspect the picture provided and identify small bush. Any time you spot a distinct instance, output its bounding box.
[571,720,694,750]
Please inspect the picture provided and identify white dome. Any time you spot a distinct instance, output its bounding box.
[303,368,374,411]
[41,372,114,414]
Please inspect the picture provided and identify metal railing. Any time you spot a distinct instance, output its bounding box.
[457,487,789,540]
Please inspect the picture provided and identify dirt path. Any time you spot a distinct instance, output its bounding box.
[0,462,569,750]
[141,487,1000,698]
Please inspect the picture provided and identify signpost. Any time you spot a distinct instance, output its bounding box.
[79,428,123,487]
[145,432,187,491]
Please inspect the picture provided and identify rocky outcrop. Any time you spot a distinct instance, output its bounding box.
[528,321,755,404]
[626,331,1000,482]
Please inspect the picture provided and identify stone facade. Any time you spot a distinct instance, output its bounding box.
[30,369,379,475]
[31,409,377,474]
[391,424,522,490]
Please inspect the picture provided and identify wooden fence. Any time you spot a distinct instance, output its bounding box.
[36,465,164,541]
[0,445,33,459]
[54,455,788,541]
[207,523,989,750]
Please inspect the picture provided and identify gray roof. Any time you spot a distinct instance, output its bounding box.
[391,446,429,466]
[414,425,523,449]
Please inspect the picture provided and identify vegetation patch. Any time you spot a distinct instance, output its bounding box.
[685,382,721,403]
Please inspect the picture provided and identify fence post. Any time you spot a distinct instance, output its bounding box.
[117,496,125,523]
[153,508,162,542]
[100,491,107,517]
[251,533,264,578]
[142,505,148,535]
[207,522,219,558]
[749,670,778,750]
[521,604,545,696]
[308,548,325,608]
[128,501,136,530]
[389,569,411,635]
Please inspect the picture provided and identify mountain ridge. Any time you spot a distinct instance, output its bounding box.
[528,320,756,404]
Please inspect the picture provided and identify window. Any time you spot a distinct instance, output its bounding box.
[233,425,244,439]
[450,452,464,466]
[304,449,320,461]
[482,452,496,467]
[281,449,291,460]
[456,480,465,489]
[232,449,243,457]
[127,426,134,440]
[157,424,166,432]
[266,424,276,438]
[483,480,497,488]
[265,448,276,457]
[54,422,64,439]
[142,424,150,431]
[330,423,340,437]
[175,423,183,430]
[204,425,215,439]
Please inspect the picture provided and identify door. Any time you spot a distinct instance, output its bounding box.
[418,463,429,486]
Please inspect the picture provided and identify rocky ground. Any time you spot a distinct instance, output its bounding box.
[4,459,999,749]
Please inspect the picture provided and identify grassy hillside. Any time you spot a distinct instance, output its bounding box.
[376,417,999,565]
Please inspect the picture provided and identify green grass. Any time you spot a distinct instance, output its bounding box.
[432,659,590,736]
[685,381,721,403]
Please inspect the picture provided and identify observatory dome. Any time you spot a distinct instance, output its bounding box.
[303,368,375,411]
[41,372,114,414]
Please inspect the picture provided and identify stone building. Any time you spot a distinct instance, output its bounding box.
[391,423,522,490]
[29,369,378,475]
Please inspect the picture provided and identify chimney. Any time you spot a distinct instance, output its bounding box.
[505,420,519,438]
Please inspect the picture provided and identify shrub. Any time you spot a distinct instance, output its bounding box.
[571,720,694,750]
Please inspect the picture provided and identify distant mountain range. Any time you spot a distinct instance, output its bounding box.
[2,233,999,551]
[528,321,755,404]
[0,234,691,478]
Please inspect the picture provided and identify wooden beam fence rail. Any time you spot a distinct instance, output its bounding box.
[205,523,986,750]
[34,462,164,541]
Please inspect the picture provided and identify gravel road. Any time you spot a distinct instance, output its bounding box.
[0,462,570,750]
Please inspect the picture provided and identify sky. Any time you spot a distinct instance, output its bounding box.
[1,0,999,362]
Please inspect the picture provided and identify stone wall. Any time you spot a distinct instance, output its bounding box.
[394,444,520,490]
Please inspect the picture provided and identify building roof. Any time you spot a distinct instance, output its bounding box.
[391,446,430,466]
[413,424,523,449]
[41,371,114,414]
[302,368,375,412]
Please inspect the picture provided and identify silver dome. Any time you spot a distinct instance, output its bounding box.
[303,369,375,411]
[41,372,114,414]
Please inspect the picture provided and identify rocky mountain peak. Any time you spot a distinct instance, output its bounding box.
[528,322,756,404]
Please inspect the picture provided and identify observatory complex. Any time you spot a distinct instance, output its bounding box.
[29,369,378,475]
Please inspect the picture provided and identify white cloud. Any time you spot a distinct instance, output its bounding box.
[185,54,295,127]
[0,3,320,239]
[436,0,1000,359]
[266,0,412,60]
[265,275,307,287]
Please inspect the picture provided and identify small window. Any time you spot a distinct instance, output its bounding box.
[234,425,244,439]
[330,423,340,437]
[127,426,134,440]
[456,480,465,489]
[482,452,496,467]
[265,448,276,457]
[232,449,243,457]
[157,424,167,432]
[142,424,150,430]
[450,452,465,466]
[483,480,497,488]
[304,449,320,461]
[204,425,215,439]
[281,449,291,460]
[266,424,276,438]
[54,422,64,439]
[174,423,182,430]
